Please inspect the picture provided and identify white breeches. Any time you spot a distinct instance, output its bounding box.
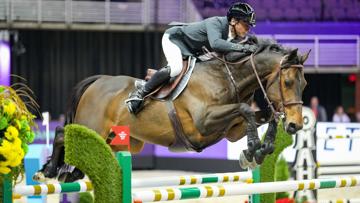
[162,33,183,77]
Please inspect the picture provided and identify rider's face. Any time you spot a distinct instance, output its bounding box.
[233,20,250,37]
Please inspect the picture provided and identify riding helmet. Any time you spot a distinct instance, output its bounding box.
[227,2,256,27]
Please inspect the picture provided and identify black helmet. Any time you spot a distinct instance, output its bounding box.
[227,2,256,27]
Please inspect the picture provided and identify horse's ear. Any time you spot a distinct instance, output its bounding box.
[282,48,298,65]
[289,48,298,60]
[300,49,311,64]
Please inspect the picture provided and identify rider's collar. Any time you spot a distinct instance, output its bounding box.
[227,26,236,41]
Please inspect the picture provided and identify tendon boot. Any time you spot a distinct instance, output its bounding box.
[126,66,171,114]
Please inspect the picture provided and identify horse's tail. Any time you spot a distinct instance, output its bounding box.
[64,75,103,125]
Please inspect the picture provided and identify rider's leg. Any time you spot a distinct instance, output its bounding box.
[126,33,183,114]
[162,33,183,77]
[126,67,171,114]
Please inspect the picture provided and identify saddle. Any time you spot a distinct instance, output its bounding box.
[143,56,196,100]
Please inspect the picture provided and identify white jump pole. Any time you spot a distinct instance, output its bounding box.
[132,176,360,203]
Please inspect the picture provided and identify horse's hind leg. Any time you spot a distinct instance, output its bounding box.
[33,126,65,182]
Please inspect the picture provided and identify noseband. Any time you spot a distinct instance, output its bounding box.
[205,48,304,121]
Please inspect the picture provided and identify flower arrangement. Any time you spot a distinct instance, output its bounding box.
[0,85,36,181]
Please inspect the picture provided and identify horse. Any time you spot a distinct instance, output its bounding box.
[33,39,309,182]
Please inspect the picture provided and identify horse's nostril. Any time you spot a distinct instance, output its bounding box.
[286,122,298,134]
[288,122,296,129]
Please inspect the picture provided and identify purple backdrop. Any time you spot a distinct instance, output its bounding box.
[32,120,229,159]
[0,41,10,86]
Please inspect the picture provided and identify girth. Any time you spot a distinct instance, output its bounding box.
[166,101,203,152]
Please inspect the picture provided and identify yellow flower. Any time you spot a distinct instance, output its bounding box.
[4,126,19,140]
[0,166,11,174]
[13,137,22,148]
[0,141,24,168]
[0,140,13,154]
[9,154,22,167]
[3,101,16,116]
[8,146,24,167]
[14,119,22,130]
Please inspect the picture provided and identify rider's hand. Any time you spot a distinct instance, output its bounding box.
[243,44,258,53]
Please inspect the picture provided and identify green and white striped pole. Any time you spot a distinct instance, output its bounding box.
[117,151,252,203]
[132,176,360,203]
[13,181,93,196]
[132,171,253,188]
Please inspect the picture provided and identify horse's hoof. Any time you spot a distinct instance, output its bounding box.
[254,150,265,165]
[239,151,259,170]
[239,151,252,169]
[248,159,259,170]
[32,172,47,183]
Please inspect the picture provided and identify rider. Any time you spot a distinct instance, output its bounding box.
[126,2,258,114]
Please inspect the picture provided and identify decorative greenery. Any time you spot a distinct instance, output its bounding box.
[0,85,36,182]
[260,121,293,203]
[64,124,122,203]
[79,192,94,203]
[276,156,290,200]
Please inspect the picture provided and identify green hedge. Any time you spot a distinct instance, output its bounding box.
[64,124,122,203]
[260,122,293,203]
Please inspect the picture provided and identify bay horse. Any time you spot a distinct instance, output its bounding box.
[34,39,309,182]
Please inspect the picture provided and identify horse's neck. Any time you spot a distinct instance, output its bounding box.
[194,60,273,101]
[232,62,273,99]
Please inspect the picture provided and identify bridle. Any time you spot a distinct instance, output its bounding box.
[257,55,304,119]
[264,59,304,111]
[204,48,304,121]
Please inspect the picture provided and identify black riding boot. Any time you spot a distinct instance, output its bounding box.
[126,66,171,114]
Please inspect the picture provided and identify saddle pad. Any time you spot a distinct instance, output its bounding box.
[148,56,196,101]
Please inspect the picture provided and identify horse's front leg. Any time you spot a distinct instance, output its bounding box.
[237,103,262,169]
[254,119,277,165]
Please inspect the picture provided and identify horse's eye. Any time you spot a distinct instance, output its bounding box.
[284,79,294,87]
[271,46,279,52]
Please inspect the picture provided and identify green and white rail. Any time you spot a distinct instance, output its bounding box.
[132,176,360,203]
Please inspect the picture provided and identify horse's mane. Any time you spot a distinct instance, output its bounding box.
[225,36,288,62]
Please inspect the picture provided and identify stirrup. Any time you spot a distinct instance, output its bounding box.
[125,92,145,114]
[125,99,144,114]
[124,97,143,103]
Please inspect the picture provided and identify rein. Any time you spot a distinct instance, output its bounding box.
[249,54,279,119]
[203,48,304,121]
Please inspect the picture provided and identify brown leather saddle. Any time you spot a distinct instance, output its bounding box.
[144,58,192,100]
